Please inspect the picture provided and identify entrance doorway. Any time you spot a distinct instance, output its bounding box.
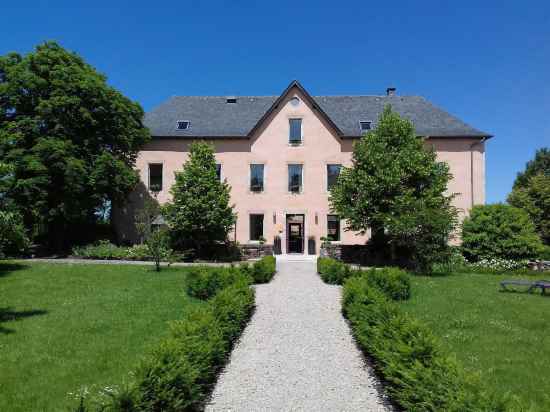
[286,214,304,253]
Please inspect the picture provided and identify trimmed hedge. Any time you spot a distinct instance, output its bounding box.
[317,257,410,300]
[134,271,254,411]
[186,266,250,300]
[317,257,354,284]
[361,267,411,301]
[83,265,255,412]
[343,275,505,411]
[318,257,503,410]
[241,255,277,284]
[186,256,276,300]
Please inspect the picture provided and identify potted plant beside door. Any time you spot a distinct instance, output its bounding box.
[258,236,266,257]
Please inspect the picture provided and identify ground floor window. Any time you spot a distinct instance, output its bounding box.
[327,215,340,241]
[249,214,264,241]
[216,164,222,180]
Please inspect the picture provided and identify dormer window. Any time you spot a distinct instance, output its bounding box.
[176,120,190,130]
[359,121,372,133]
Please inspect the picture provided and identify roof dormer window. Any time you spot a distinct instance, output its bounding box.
[359,120,372,132]
[176,120,190,130]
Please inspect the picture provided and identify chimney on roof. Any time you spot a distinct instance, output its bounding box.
[226,96,237,103]
[386,87,396,97]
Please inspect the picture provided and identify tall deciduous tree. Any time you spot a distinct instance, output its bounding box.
[513,147,550,189]
[164,142,236,256]
[0,161,28,257]
[508,174,550,245]
[330,106,458,272]
[508,147,550,245]
[0,42,149,249]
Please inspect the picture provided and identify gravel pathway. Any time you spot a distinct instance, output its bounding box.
[206,258,391,412]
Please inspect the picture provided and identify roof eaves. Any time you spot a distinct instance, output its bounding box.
[151,135,249,139]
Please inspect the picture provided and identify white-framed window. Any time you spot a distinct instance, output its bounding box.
[249,214,264,241]
[289,118,302,144]
[359,120,372,133]
[327,164,342,190]
[250,164,264,192]
[148,163,163,192]
[288,164,303,193]
[176,120,190,130]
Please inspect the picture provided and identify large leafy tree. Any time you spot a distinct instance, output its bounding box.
[164,142,236,256]
[508,147,550,245]
[508,174,550,245]
[0,42,149,249]
[513,147,550,189]
[330,106,458,272]
[0,161,28,257]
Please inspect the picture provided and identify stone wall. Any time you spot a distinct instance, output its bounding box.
[240,244,274,260]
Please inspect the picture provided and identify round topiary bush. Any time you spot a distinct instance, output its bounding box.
[461,204,543,261]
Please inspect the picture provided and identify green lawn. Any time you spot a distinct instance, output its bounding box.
[400,272,550,410]
[0,262,199,411]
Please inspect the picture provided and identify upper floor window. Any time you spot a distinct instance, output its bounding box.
[289,119,302,145]
[249,214,264,241]
[327,215,340,241]
[148,163,163,192]
[250,164,264,192]
[359,121,372,133]
[215,164,222,181]
[176,120,190,130]
[327,164,341,190]
[288,164,303,193]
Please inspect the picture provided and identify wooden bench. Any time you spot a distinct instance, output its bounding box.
[500,279,550,295]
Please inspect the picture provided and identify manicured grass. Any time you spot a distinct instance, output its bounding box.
[400,272,550,411]
[0,262,200,411]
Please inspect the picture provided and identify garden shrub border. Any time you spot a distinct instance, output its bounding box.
[134,278,254,411]
[318,257,505,411]
[78,257,277,411]
[72,241,278,264]
[186,256,277,299]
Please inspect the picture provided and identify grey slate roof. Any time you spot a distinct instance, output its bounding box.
[144,87,490,139]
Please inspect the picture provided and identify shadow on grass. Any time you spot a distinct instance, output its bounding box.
[0,307,48,334]
[0,262,30,279]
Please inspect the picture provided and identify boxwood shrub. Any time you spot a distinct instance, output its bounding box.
[317,257,410,300]
[317,257,354,284]
[186,266,250,300]
[241,255,277,284]
[343,274,505,411]
[360,267,411,301]
[86,265,255,412]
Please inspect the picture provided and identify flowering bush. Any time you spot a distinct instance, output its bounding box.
[468,257,528,272]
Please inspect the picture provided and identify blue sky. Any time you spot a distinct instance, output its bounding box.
[2,0,549,203]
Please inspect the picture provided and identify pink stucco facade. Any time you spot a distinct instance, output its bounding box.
[114,87,486,253]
